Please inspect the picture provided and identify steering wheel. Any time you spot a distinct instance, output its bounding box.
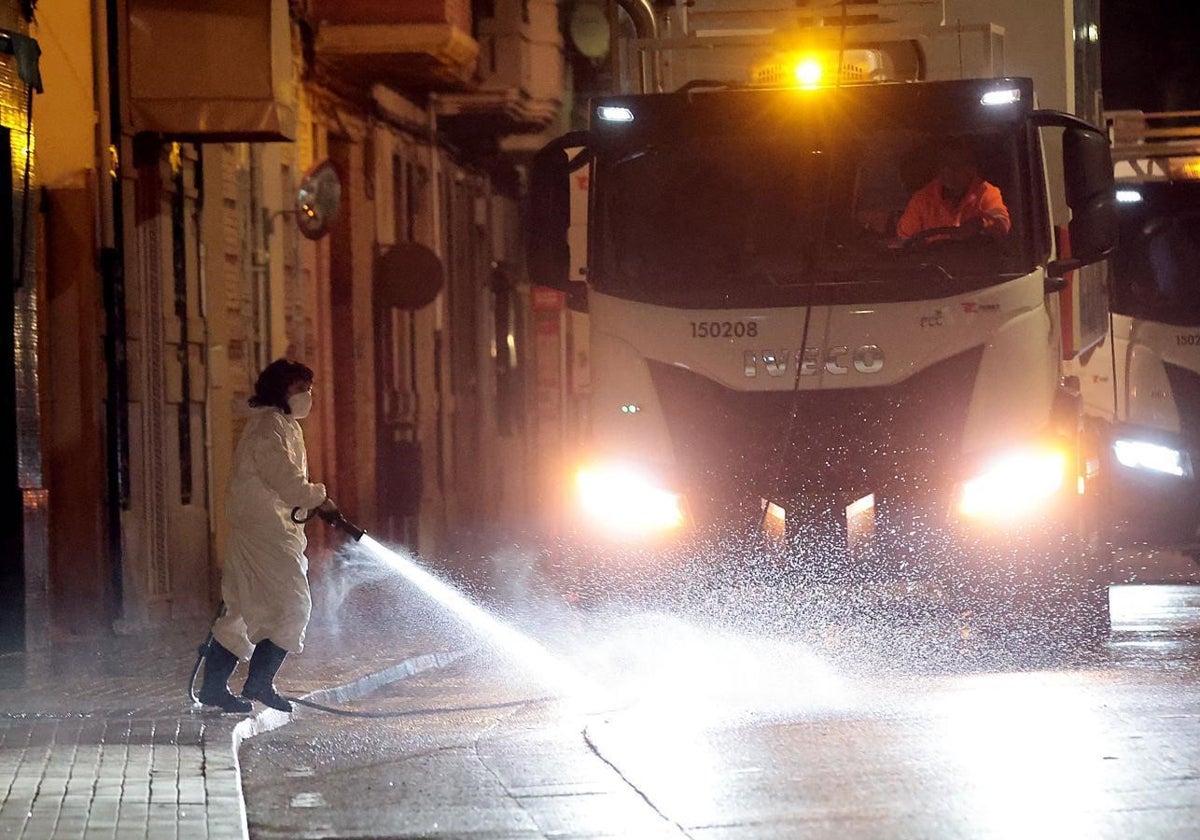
[910,225,964,242]
[897,223,990,252]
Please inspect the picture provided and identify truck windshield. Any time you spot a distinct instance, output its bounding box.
[1111,183,1200,326]
[592,90,1036,308]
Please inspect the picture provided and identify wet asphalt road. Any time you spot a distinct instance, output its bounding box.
[240,580,1200,839]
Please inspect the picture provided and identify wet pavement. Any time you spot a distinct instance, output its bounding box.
[3,532,1198,839]
[0,564,474,840]
[241,582,1200,840]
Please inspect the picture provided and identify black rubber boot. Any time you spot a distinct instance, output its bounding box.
[241,639,293,712]
[197,640,253,713]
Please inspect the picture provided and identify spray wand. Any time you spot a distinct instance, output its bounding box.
[289,503,367,541]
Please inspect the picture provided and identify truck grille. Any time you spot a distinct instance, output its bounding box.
[647,346,984,524]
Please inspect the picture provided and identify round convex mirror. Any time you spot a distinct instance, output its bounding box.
[295,159,342,240]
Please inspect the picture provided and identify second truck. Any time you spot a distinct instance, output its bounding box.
[1073,110,1200,563]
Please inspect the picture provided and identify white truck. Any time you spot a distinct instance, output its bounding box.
[1072,111,1200,561]
[529,0,1117,633]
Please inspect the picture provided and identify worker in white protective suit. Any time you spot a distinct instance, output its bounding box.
[197,358,338,713]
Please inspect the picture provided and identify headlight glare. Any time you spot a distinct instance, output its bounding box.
[958,447,1068,520]
[576,465,684,538]
[1113,439,1187,477]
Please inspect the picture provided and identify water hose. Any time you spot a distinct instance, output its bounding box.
[286,694,558,718]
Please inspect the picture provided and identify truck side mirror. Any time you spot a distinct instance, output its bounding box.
[527,132,589,291]
[1033,112,1118,278]
[1059,126,1117,267]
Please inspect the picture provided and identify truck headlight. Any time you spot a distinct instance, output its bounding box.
[957,446,1069,520]
[1113,439,1188,477]
[575,464,685,538]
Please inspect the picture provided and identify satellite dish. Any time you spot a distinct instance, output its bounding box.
[295,160,342,240]
[569,0,610,60]
[374,243,444,310]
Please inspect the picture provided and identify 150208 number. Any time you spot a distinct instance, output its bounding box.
[690,320,758,338]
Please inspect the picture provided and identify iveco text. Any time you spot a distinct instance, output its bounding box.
[744,345,885,378]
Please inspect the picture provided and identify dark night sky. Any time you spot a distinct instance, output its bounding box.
[1102,0,1200,111]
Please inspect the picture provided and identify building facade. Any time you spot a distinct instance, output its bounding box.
[27,0,562,642]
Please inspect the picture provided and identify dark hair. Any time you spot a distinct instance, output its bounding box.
[250,358,314,414]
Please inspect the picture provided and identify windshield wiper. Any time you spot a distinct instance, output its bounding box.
[913,261,955,283]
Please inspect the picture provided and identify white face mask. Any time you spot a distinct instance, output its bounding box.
[287,391,313,419]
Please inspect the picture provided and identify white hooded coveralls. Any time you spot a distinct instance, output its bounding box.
[213,407,327,660]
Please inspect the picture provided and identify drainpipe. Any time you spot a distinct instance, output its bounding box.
[98,0,129,618]
[616,0,659,92]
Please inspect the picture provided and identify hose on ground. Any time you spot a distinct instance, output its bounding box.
[284,694,560,719]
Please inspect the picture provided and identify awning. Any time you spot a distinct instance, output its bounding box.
[126,0,295,141]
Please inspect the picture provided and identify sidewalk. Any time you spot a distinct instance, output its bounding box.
[0,593,469,840]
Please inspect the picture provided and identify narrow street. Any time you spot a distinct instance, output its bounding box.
[8,3,1200,840]
[241,568,1200,839]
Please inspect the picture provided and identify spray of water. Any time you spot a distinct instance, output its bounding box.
[330,528,1033,731]
[359,529,994,705]
[357,535,597,699]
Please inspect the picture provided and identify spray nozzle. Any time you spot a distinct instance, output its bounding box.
[317,507,367,541]
[291,504,366,541]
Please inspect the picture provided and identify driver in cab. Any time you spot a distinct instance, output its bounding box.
[896,141,1011,242]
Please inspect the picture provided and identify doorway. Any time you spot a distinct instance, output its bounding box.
[0,127,23,653]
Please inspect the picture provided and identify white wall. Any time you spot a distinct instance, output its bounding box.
[943,0,1075,112]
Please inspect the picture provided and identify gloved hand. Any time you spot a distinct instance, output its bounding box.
[313,498,340,528]
[317,497,339,515]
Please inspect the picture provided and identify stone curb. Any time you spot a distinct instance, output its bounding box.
[222,648,472,840]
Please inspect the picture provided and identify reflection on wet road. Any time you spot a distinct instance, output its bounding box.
[242,578,1200,839]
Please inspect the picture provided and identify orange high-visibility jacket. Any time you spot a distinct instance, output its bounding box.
[896,176,1011,239]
